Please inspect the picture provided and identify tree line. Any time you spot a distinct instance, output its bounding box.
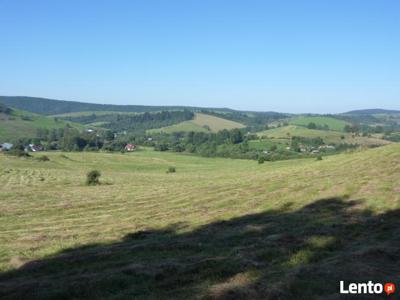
[61,110,194,133]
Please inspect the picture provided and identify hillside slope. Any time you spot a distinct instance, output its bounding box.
[343,108,400,115]
[0,145,400,299]
[0,109,82,141]
[289,116,350,131]
[148,112,245,133]
[0,96,234,116]
[257,125,391,146]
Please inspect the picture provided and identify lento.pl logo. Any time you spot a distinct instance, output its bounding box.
[340,281,396,296]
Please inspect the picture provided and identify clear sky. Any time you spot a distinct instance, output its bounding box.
[1,0,399,113]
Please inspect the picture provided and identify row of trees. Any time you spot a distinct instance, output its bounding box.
[199,110,288,132]
[61,110,194,133]
[344,124,400,135]
[151,129,257,158]
[150,129,323,160]
[307,122,330,130]
[34,126,135,151]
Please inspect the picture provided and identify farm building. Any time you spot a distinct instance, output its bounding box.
[0,143,13,151]
[319,145,336,150]
[28,144,44,152]
[125,144,136,152]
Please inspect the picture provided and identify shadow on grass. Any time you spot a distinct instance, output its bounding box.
[1,197,400,299]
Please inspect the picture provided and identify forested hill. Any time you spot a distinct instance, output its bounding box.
[64,110,195,133]
[0,96,235,116]
[343,109,400,115]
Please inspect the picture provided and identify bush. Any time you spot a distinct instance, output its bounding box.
[0,103,12,114]
[258,156,265,164]
[166,166,176,173]
[21,115,33,121]
[86,170,101,185]
[307,122,317,129]
[154,143,169,151]
[316,155,323,161]
[37,155,50,162]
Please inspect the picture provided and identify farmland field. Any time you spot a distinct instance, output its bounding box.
[257,125,391,146]
[0,110,83,141]
[288,116,350,131]
[147,119,209,133]
[148,113,245,133]
[1,145,400,299]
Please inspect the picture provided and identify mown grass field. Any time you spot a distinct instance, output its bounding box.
[257,125,391,146]
[191,113,245,132]
[1,145,400,299]
[148,119,209,133]
[148,113,245,134]
[288,116,350,131]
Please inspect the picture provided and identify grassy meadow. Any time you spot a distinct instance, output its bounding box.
[257,125,391,147]
[148,113,245,134]
[288,116,350,131]
[0,110,83,141]
[1,145,400,299]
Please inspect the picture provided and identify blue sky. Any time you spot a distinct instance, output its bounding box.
[0,0,399,113]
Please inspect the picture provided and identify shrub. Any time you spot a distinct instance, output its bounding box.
[86,170,101,185]
[0,103,12,114]
[258,156,265,164]
[316,155,323,161]
[21,115,33,121]
[307,122,317,129]
[166,166,176,173]
[37,155,50,162]
[270,144,278,151]
[155,143,169,151]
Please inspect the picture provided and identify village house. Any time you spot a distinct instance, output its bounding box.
[28,144,44,152]
[318,145,336,150]
[0,143,13,151]
[125,143,136,152]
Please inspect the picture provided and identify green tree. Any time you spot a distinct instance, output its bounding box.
[307,122,317,129]
[230,129,243,144]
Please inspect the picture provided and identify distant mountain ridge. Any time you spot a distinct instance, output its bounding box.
[1,96,399,117]
[343,109,400,115]
[0,96,236,116]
